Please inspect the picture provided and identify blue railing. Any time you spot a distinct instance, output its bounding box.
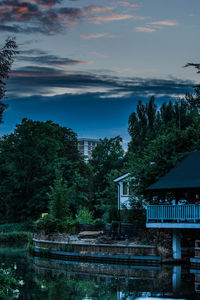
[147,205,200,223]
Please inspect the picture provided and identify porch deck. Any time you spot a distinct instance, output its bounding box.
[146,204,200,228]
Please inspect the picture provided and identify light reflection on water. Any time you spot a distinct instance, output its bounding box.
[0,244,200,299]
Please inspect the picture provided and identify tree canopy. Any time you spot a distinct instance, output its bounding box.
[0,38,18,123]
[0,119,89,222]
[127,64,200,206]
[89,136,124,221]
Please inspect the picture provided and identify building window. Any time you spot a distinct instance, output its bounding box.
[122,182,128,195]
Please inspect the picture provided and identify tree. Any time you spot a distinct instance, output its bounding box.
[89,136,124,220]
[128,96,197,154]
[127,69,200,205]
[184,63,200,112]
[48,169,73,220]
[0,118,89,222]
[0,38,18,123]
[128,121,200,204]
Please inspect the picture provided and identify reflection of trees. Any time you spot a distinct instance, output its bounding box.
[34,274,118,300]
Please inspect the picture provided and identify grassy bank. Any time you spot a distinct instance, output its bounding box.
[0,223,33,243]
[0,231,31,243]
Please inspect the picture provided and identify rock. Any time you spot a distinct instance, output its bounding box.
[78,231,103,239]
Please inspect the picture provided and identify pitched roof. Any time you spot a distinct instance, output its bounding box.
[147,150,200,191]
[113,173,130,183]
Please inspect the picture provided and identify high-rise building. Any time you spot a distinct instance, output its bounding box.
[78,138,99,160]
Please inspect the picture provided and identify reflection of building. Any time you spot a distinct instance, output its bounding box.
[78,138,99,160]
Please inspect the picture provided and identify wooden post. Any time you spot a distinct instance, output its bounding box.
[173,229,181,260]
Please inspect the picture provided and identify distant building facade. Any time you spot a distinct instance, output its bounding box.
[78,138,99,160]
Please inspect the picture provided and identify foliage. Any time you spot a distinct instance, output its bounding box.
[128,123,200,202]
[0,37,18,123]
[48,169,73,221]
[0,118,89,222]
[0,267,21,298]
[127,88,200,205]
[96,169,121,222]
[35,169,79,234]
[75,207,94,224]
[128,96,197,154]
[0,231,31,243]
[89,137,124,221]
[0,222,34,233]
[35,214,76,234]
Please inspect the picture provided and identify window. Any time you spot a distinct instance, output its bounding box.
[122,182,128,195]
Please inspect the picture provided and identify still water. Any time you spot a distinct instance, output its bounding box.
[0,245,200,300]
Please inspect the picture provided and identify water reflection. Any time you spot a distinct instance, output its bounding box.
[0,245,200,299]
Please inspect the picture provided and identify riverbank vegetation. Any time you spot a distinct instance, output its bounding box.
[0,267,22,299]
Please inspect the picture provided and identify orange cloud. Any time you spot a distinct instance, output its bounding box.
[85,6,115,13]
[81,33,106,39]
[81,33,118,39]
[136,26,156,32]
[89,13,145,23]
[148,20,177,26]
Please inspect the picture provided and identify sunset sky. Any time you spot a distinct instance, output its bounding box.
[1,0,200,145]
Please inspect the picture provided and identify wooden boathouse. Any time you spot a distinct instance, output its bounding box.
[146,150,200,260]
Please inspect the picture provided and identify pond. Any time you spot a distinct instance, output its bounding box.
[0,244,200,299]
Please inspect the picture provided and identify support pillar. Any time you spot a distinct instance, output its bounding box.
[173,229,181,260]
[172,265,181,295]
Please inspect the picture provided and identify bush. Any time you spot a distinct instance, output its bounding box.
[35,214,76,234]
[35,214,57,234]
[93,218,105,226]
[0,267,23,298]
[75,207,94,224]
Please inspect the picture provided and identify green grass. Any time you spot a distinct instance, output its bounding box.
[0,222,34,233]
[0,231,32,243]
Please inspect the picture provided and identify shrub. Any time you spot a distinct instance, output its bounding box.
[93,218,105,226]
[0,267,22,298]
[35,214,58,234]
[35,214,76,234]
[75,207,94,224]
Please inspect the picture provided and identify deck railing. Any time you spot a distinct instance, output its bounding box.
[147,204,200,223]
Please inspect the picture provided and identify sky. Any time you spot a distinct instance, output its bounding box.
[0,0,200,146]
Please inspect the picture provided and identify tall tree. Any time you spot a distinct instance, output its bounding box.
[128,121,200,204]
[0,119,89,222]
[89,136,124,220]
[128,96,197,154]
[0,38,18,123]
[184,63,200,112]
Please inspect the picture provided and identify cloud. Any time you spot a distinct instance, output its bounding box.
[136,19,177,34]
[0,0,85,34]
[0,1,145,35]
[148,20,177,26]
[16,54,91,67]
[84,6,115,13]
[7,64,193,99]
[20,49,48,55]
[89,13,146,23]
[118,1,140,9]
[81,33,106,39]
[136,27,156,32]
[80,33,118,39]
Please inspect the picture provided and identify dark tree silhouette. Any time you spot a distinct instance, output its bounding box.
[0,37,18,123]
